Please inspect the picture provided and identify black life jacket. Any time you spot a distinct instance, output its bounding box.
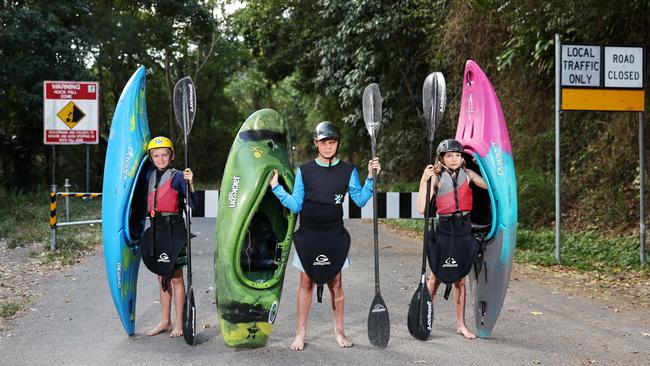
[293,159,354,303]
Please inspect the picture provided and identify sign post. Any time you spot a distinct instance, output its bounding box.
[43,81,99,188]
[556,35,646,264]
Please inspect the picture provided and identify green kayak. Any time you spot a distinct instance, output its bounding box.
[215,109,296,348]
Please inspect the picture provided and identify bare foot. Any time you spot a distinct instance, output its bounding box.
[457,327,476,339]
[147,321,172,336]
[335,332,353,348]
[169,326,183,338]
[290,333,306,351]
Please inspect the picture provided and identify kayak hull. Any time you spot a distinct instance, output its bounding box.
[101,66,150,336]
[215,109,296,348]
[455,60,518,338]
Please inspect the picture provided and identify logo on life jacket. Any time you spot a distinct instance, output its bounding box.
[157,253,170,263]
[228,176,240,208]
[313,254,331,266]
[442,257,458,268]
[334,194,343,204]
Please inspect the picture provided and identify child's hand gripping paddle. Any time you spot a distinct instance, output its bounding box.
[173,76,197,346]
[407,72,446,340]
[363,83,390,349]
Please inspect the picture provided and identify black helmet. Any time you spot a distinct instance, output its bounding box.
[436,139,464,157]
[313,121,340,141]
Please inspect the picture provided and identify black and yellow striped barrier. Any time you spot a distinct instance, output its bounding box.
[49,186,102,250]
[50,191,57,228]
[57,192,102,198]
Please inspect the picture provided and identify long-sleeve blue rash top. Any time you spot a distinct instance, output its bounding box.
[270,159,374,214]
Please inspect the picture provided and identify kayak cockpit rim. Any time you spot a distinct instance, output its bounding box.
[236,172,293,289]
[463,151,498,241]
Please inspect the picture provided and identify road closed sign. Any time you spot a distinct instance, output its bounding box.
[604,46,644,88]
[43,81,99,145]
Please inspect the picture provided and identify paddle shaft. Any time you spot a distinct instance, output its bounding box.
[181,88,192,289]
[371,141,380,294]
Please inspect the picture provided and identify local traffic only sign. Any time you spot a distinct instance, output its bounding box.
[43,81,99,144]
[561,45,645,111]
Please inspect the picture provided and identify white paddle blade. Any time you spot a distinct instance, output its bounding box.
[173,76,197,135]
[422,72,446,141]
[362,83,382,142]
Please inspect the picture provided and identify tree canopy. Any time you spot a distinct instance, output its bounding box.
[1,0,649,230]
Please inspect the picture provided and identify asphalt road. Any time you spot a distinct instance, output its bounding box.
[1,218,649,365]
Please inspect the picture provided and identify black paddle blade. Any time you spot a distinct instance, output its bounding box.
[407,282,433,341]
[362,83,382,153]
[422,72,446,142]
[173,76,196,135]
[182,289,196,345]
[367,293,390,349]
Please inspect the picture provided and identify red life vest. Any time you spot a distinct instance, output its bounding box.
[435,168,472,215]
[147,168,180,216]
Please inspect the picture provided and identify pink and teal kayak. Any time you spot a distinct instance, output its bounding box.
[455,60,518,338]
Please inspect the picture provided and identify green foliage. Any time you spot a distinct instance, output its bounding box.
[517,167,554,228]
[517,229,650,273]
[0,187,101,266]
[0,302,21,318]
[0,188,50,249]
[0,1,92,191]
[383,219,649,273]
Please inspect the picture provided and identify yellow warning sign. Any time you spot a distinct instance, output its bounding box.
[56,101,86,129]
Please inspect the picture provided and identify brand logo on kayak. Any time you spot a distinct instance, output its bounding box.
[116,263,122,289]
[268,300,279,323]
[492,141,504,176]
[334,194,343,205]
[371,303,387,313]
[228,176,240,208]
[250,146,263,158]
[442,257,458,268]
[314,254,331,266]
[157,253,170,263]
[121,147,134,183]
[467,94,474,121]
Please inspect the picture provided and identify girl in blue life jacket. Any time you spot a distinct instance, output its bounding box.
[416,139,487,339]
[141,136,196,338]
[268,121,381,351]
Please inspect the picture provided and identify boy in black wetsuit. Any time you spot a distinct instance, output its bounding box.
[269,121,380,350]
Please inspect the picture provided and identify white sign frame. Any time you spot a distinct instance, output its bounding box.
[43,81,100,145]
[604,46,644,88]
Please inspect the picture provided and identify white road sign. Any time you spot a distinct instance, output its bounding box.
[561,45,601,87]
[604,46,644,88]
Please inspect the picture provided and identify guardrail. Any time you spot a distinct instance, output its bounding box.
[50,180,102,250]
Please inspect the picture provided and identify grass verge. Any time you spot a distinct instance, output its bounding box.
[382,219,650,274]
[0,188,102,265]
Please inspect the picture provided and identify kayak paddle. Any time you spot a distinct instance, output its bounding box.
[173,76,197,346]
[407,72,446,340]
[363,83,390,349]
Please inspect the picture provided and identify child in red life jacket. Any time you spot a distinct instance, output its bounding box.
[141,136,195,338]
[416,139,487,339]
